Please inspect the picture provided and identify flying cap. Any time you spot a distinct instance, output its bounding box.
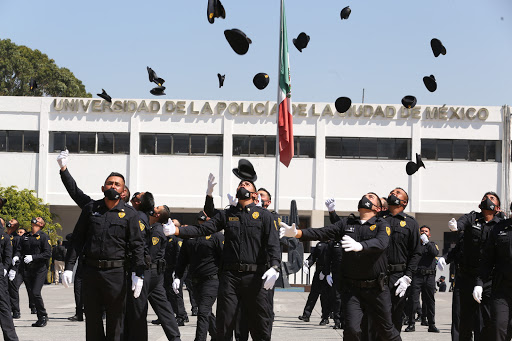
[224,29,252,55]
[217,73,225,88]
[401,95,417,109]
[232,159,257,182]
[150,86,166,96]
[340,6,351,20]
[406,153,426,175]
[207,0,226,24]
[29,79,37,91]
[253,73,269,90]
[293,32,310,52]
[431,38,447,57]
[97,89,112,103]
[335,97,352,113]
[423,75,437,92]
[147,67,165,86]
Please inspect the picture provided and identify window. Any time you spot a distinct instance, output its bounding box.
[173,135,189,155]
[327,137,410,160]
[421,139,502,162]
[156,135,172,155]
[7,131,22,152]
[232,135,279,157]
[140,134,155,155]
[190,135,206,155]
[114,133,130,154]
[139,134,223,155]
[0,131,6,151]
[206,135,223,155]
[296,137,316,158]
[97,133,113,154]
[0,131,39,153]
[49,132,130,154]
[23,131,39,152]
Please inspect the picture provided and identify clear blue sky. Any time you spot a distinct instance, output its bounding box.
[1,0,510,106]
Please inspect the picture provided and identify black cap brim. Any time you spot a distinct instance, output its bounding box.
[150,86,166,96]
[224,29,251,55]
[253,73,269,90]
[335,97,352,113]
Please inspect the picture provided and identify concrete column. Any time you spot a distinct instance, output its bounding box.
[37,98,50,201]
[409,119,422,213]
[128,113,140,191]
[314,117,326,211]
[221,115,233,208]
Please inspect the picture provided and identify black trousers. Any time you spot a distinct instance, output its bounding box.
[124,269,151,341]
[234,288,274,341]
[148,269,181,341]
[216,271,273,341]
[190,277,218,341]
[0,274,18,341]
[22,265,47,318]
[74,263,84,317]
[8,269,26,315]
[451,279,460,341]
[409,274,435,326]
[302,269,330,319]
[387,272,406,334]
[490,282,512,341]
[83,265,126,341]
[331,272,344,322]
[456,274,492,341]
[185,276,198,312]
[342,284,401,341]
[164,271,188,320]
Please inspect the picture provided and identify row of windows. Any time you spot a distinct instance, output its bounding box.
[140,134,223,155]
[421,139,502,162]
[49,132,130,154]
[326,137,411,160]
[233,135,316,158]
[0,131,39,152]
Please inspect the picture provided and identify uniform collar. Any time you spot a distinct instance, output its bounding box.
[385,210,406,219]
[238,202,256,212]
[96,199,126,212]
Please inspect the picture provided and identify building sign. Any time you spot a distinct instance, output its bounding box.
[51,98,490,121]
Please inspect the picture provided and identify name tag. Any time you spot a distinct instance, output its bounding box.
[229,217,239,221]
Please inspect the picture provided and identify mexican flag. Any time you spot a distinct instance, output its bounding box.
[278,0,293,167]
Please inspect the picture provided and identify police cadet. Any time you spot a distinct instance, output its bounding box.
[280,192,401,341]
[326,238,344,329]
[379,187,421,334]
[173,211,224,341]
[438,191,502,340]
[4,218,25,320]
[298,240,331,325]
[18,217,51,327]
[146,205,181,341]
[474,202,512,341]
[163,160,281,341]
[404,225,440,333]
[0,218,19,341]
[63,172,145,341]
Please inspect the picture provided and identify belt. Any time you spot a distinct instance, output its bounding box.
[419,269,436,275]
[223,263,266,273]
[388,263,406,273]
[344,277,381,289]
[190,274,219,284]
[457,264,478,277]
[85,259,125,269]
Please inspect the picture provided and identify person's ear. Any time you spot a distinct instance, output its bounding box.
[101,185,105,192]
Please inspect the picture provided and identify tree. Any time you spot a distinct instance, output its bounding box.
[0,39,91,97]
[0,185,63,245]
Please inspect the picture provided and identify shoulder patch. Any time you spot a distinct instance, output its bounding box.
[178,241,183,247]
[274,220,278,230]
[252,212,259,219]
[139,221,145,231]
[229,217,239,221]
[1,235,3,240]
[435,244,439,250]
[152,237,159,245]
[118,212,126,218]
[386,226,391,236]
[278,217,282,224]
[369,224,376,231]
[169,238,172,242]
[400,220,406,227]
[206,235,211,240]
[48,240,51,246]
[36,235,40,240]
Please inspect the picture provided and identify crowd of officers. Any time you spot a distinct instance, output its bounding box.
[0,152,512,341]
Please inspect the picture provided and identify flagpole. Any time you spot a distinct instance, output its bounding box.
[274,0,283,215]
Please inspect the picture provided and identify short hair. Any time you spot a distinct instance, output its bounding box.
[258,188,271,201]
[124,186,131,203]
[18,227,27,232]
[238,180,256,192]
[395,187,409,203]
[159,205,171,223]
[420,225,430,231]
[105,172,125,184]
[368,192,382,208]
[0,217,4,228]
[484,191,501,207]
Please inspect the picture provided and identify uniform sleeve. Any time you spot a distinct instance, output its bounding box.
[445,237,462,264]
[179,210,225,238]
[360,221,389,253]
[215,233,224,262]
[405,220,422,278]
[60,168,93,209]
[263,211,281,268]
[300,220,345,242]
[457,213,472,232]
[33,233,51,261]
[128,214,146,277]
[2,236,12,270]
[174,240,189,279]
[328,211,341,224]
[477,227,497,286]
[203,195,217,218]
[66,206,91,270]
[10,237,20,271]
[425,242,439,257]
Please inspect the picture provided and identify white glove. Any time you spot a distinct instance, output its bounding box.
[12,256,19,266]
[394,275,412,297]
[57,149,69,168]
[163,218,176,236]
[24,255,33,264]
[256,193,262,207]
[8,270,16,281]
[341,235,363,252]
[325,198,336,212]
[319,271,325,280]
[279,222,298,238]
[437,257,447,271]
[420,234,429,245]
[448,218,458,232]
[227,193,238,206]
[302,260,309,275]
[62,270,73,288]
[131,272,143,298]
[262,267,280,290]
[3,269,6,277]
[326,273,333,287]
[206,173,217,196]
[172,278,181,294]
[473,286,483,304]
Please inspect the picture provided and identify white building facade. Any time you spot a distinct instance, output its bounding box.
[1,96,510,254]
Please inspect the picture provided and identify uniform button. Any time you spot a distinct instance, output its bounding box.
[247,208,251,212]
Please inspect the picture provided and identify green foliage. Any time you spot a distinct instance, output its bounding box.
[0,39,91,97]
[0,185,62,245]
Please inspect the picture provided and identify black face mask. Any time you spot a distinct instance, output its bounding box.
[236,187,252,200]
[480,198,496,211]
[104,188,121,201]
[6,222,11,229]
[31,218,38,225]
[358,196,375,210]
[387,194,402,206]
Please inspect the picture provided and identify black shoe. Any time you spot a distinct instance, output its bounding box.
[319,318,329,326]
[151,319,161,325]
[403,318,410,326]
[31,308,37,314]
[68,315,84,322]
[184,315,189,323]
[414,315,421,322]
[32,316,48,327]
[333,320,342,329]
[404,325,415,332]
[191,308,198,316]
[298,315,309,322]
[421,318,428,326]
[12,312,20,319]
[176,318,185,326]
[329,312,334,319]
[428,325,440,333]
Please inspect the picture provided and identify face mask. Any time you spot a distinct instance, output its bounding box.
[480,198,496,211]
[6,222,11,229]
[358,196,375,210]
[387,194,402,206]
[236,187,252,200]
[104,188,120,201]
[31,218,38,225]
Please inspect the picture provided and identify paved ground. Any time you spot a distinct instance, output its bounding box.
[11,284,453,340]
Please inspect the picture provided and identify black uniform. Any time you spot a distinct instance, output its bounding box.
[0,232,18,340]
[408,240,439,328]
[326,240,344,326]
[300,215,400,341]
[478,218,512,341]
[66,199,145,341]
[379,210,421,334]
[164,236,188,321]
[64,239,84,320]
[300,241,331,320]
[445,244,461,340]
[450,211,501,341]
[20,229,51,321]
[178,203,281,341]
[7,231,28,318]
[176,232,224,341]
